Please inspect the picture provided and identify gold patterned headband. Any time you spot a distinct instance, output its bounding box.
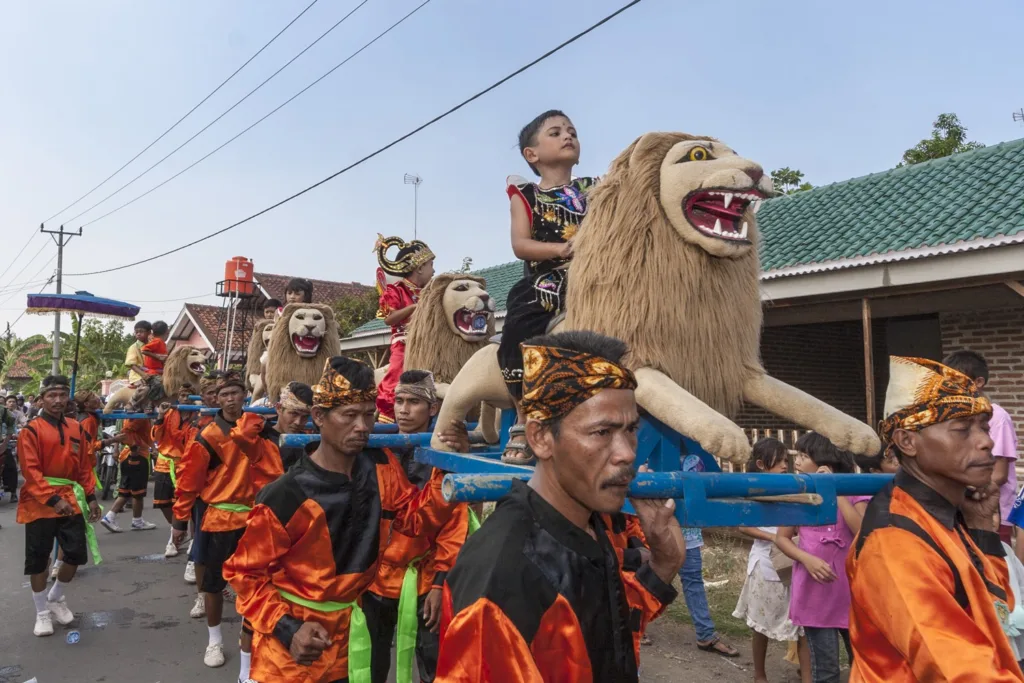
[313,358,377,410]
[520,344,637,423]
[375,234,435,277]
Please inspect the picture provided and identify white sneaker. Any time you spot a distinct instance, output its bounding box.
[131,519,157,531]
[34,611,54,637]
[47,598,74,626]
[101,515,123,533]
[184,561,197,584]
[204,642,226,668]
[164,541,179,558]
[190,594,206,619]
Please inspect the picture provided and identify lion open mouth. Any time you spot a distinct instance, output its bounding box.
[453,309,490,337]
[189,362,205,374]
[684,190,764,242]
[291,334,322,356]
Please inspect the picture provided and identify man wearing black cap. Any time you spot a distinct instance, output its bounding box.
[17,375,102,637]
[436,331,685,681]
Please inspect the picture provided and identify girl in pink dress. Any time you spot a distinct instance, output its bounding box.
[776,433,871,683]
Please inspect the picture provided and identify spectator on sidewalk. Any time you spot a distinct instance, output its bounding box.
[944,350,1019,545]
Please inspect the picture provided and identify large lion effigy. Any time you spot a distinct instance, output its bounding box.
[247,318,275,401]
[264,303,341,404]
[162,344,207,396]
[431,132,880,463]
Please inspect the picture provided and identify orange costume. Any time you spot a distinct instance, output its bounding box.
[152,407,197,508]
[223,450,453,682]
[18,412,98,573]
[436,481,673,682]
[116,417,152,499]
[229,412,285,493]
[848,356,1024,682]
[364,450,470,683]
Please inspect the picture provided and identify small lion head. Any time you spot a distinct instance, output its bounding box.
[442,277,495,341]
[622,133,773,259]
[163,345,207,396]
[287,307,328,358]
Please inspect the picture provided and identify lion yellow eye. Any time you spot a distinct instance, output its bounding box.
[680,146,711,163]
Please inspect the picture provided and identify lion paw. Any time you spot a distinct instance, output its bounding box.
[700,421,752,465]
[826,421,882,457]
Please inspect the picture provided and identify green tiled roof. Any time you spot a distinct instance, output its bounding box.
[757,137,1024,273]
[349,261,522,337]
[350,138,1024,337]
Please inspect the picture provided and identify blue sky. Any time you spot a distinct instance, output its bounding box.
[2,0,1022,337]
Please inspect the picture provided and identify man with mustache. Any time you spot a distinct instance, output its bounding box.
[848,357,1024,681]
[435,331,686,682]
[223,356,463,683]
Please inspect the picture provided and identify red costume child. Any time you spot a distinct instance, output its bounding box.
[374,234,435,422]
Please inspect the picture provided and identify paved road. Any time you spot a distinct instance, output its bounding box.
[0,488,813,683]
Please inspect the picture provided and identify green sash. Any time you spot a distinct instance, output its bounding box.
[277,589,371,683]
[92,468,102,490]
[44,477,102,565]
[157,454,178,488]
[209,502,252,514]
[468,508,481,535]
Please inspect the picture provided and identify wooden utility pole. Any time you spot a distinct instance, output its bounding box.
[861,298,875,427]
[39,224,82,375]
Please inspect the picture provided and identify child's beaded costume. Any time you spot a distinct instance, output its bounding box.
[375,234,435,422]
[497,175,598,398]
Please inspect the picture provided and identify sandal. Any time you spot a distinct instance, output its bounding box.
[501,424,535,465]
[697,636,739,657]
[640,634,653,646]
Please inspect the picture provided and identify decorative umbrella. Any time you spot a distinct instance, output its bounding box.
[26,291,141,395]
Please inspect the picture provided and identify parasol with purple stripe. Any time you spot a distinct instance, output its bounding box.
[26,291,141,395]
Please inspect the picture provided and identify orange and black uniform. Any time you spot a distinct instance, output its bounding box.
[436,481,675,682]
[173,412,261,594]
[117,417,152,498]
[363,449,470,683]
[223,449,454,683]
[848,470,1024,682]
[229,412,285,494]
[77,411,100,473]
[17,413,96,574]
[152,407,197,508]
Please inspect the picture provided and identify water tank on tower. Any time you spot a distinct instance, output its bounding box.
[223,256,254,295]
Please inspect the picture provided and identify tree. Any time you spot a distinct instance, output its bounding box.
[460,257,474,273]
[770,167,813,195]
[899,113,984,167]
[332,290,381,339]
[61,318,135,391]
[0,329,50,391]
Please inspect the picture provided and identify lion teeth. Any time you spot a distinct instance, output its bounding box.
[722,193,733,209]
[713,219,722,235]
[752,199,762,214]
[740,222,749,239]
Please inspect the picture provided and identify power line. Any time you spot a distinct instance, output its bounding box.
[0,255,57,311]
[44,0,321,224]
[67,0,643,277]
[79,0,424,229]
[0,242,49,294]
[64,0,373,226]
[3,273,56,331]
[0,231,39,287]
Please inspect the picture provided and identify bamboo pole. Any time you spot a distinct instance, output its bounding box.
[862,298,875,428]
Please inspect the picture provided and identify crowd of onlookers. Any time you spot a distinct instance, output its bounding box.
[1,391,40,505]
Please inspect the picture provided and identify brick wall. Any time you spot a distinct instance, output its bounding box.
[736,320,887,433]
[940,306,1024,447]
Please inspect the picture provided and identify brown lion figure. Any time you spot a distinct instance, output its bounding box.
[247,318,276,400]
[163,344,207,396]
[264,303,340,403]
[432,132,880,463]
[374,273,496,397]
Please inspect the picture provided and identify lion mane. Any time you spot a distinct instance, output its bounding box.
[404,273,495,384]
[163,344,207,397]
[564,132,762,418]
[264,303,340,403]
[246,319,275,392]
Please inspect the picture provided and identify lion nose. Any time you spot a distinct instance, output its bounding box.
[745,166,764,184]
[479,294,490,305]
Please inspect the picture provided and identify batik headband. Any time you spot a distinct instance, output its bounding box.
[313,358,377,409]
[41,379,71,396]
[520,344,638,423]
[395,372,438,404]
[278,384,312,414]
[215,371,246,394]
[879,356,992,452]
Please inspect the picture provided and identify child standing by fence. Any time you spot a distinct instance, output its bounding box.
[734,438,808,683]
[775,433,870,683]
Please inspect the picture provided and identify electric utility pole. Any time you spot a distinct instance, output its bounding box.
[40,224,82,374]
